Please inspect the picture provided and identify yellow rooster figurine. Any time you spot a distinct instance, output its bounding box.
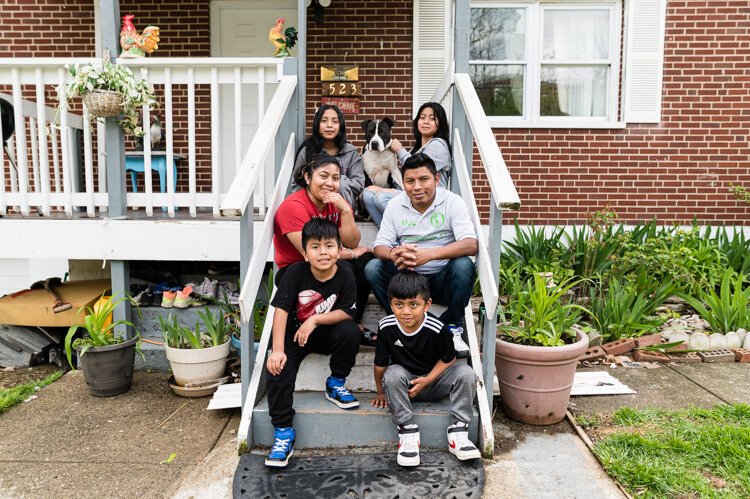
[268,18,298,58]
[120,15,160,59]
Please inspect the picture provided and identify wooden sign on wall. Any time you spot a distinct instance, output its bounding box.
[321,97,360,114]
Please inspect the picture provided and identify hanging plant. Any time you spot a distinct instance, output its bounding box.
[56,54,156,137]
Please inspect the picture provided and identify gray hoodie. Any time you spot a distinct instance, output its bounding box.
[293,142,365,207]
[395,137,451,188]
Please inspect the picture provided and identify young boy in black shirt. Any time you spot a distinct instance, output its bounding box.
[372,270,480,466]
[265,218,361,467]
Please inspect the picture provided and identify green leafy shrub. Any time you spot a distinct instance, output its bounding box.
[502,219,566,279]
[679,271,750,334]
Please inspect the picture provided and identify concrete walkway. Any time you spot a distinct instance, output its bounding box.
[1,363,747,498]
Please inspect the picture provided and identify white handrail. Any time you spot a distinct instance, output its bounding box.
[453,128,499,318]
[454,73,521,210]
[430,61,455,106]
[220,75,297,217]
[237,134,296,322]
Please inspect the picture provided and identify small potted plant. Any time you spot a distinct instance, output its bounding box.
[495,275,590,425]
[64,294,143,397]
[159,309,230,388]
[59,54,156,136]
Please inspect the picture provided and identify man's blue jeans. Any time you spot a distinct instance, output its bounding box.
[364,256,476,327]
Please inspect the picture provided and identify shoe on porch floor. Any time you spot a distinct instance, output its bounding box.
[325,376,359,409]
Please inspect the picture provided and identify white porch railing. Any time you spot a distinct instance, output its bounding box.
[0,57,284,218]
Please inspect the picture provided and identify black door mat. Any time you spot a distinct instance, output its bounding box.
[234,450,484,498]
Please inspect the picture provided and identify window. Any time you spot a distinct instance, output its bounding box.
[470,1,621,127]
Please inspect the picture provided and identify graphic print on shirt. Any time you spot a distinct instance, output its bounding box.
[296,289,337,322]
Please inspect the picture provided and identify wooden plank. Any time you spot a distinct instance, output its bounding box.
[220,75,297,216]
[571,372,635,396]
[454,73,521,210]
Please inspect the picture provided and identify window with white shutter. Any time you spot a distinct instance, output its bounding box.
[413,0,452,114]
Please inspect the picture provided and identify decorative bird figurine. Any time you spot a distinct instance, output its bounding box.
[120,15,160,59]
[268,18,298,58]
[135,114,164,151]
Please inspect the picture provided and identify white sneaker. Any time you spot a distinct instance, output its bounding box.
[397,424,420,467]
[448,324,470,359]
[447,421,481,460]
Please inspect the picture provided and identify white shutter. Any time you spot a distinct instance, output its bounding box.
[623,0,667,123]
[413,0,451,114]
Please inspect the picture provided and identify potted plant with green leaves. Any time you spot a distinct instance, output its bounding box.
[159,309,230,388]
[226,271,273,354]
[64,294,143,397]
[495,275,590,425]
[58,54,156,136]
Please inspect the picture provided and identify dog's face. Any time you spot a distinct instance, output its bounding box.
[362,118,396,152]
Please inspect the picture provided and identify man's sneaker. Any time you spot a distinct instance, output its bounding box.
[397,424,420,467]
[447,421,481,461]
[161,290,177,308]
[189,277,218,300]
[325,376,359,409]
[448,324,470,359]
[265,426,295,467]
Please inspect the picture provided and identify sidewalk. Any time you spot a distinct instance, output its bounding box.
[1,363,747,498]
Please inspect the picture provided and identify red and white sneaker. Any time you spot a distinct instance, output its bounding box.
[447,421,481,460]
[397,424,420,467]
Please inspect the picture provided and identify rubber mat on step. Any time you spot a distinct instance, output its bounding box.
[233,450,484,498]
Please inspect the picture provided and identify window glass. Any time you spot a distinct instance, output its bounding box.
[540,66,608,117]
[470,65,525,116]
[470,8,526,61]
[543,9,610,60]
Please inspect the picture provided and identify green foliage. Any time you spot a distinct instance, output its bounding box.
[64,294,142,368]
[498,275,590,347]
[221,269,274,342]
[159,313,204,349]
[561,224,625,285]
[196,308,228,347]
[594,404,750,498]
[587,277,675,342]
[729,183,750,204]
[0,370,63,414]
[679,271,750,334]
[502,219,566,277]
[713,226,750,276]
[497,262,524,298]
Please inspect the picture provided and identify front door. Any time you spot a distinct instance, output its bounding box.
[211,0,297,194]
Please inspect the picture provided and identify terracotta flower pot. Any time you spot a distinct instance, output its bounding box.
[494,331,587,425]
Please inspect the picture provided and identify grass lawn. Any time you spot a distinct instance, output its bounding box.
[0,370,63,414]
[578,404,750,498]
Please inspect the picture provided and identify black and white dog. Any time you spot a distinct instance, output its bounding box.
[361,118,403,189]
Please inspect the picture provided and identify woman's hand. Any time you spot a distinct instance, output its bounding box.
[321,191,350,212]
[389,138,403,153]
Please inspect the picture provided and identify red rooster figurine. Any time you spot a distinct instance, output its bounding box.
[120,15,160,59]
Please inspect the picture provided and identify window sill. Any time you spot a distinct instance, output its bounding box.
[486,118,627,130]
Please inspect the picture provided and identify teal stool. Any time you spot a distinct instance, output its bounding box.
[125,152,183,193]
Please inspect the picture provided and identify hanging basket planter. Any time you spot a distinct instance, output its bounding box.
[82,90,124,118]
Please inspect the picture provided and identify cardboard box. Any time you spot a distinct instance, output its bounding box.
[0,279,111,327]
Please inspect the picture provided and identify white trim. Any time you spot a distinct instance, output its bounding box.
[487,117,626,128]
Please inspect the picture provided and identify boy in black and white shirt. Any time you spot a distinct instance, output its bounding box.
[265,218,361,468]
[372,270,480,467]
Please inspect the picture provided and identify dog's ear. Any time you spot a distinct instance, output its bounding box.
[382,117,396,128]
[361,119,372,132]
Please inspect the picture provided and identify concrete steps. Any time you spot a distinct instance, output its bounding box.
[252,392,478,449]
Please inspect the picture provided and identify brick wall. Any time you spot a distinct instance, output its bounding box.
[476,0,750,224]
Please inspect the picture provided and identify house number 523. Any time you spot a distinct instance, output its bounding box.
[322,82,361,96]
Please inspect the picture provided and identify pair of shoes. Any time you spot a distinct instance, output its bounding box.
[361,327,378,347]
[448,324,470,359]
[173,286,207,309]
[131,289,154,307]
[265,426,296,467]
[397,424,421,467]
[447,421,481,460]
[188,277,218,300]
[325,376,359,409]
[161,289,178,308]
[217,282,240,305]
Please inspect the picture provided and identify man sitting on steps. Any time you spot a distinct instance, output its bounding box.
[364,153,478,358]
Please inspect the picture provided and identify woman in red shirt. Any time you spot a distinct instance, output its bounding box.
[274,154,374,333]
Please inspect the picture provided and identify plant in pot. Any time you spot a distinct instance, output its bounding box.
[495,275,591,425]
[58,54,156,137]
[225,271,273,353]
[159,309,230,388]
[64,294,143,397]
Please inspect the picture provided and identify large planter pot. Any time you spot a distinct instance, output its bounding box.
[165,340,230,387]
[78,337,137,397]
[495,331,588,425]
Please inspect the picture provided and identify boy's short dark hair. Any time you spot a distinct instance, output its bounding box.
[402,152,438,177]
[387,270,431,301]
[301,217,340,249]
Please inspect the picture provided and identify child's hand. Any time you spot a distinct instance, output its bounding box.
[372,393,389,409]
[267,352,287,376]
[294,317,317,347]
[408,377,430,398]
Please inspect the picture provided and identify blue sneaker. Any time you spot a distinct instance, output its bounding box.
[265,426,295,467]
[325,376,359,409]
[447,324,470,359]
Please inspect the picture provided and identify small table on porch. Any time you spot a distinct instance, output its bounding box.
[125,151,184,193]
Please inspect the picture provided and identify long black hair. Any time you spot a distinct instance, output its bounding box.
[410,102,451,155]
[292,153,342,188]
[295,105,348,164]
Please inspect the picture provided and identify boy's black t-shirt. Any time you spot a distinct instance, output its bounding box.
[374,312,456,376]
[271,261,357,332]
